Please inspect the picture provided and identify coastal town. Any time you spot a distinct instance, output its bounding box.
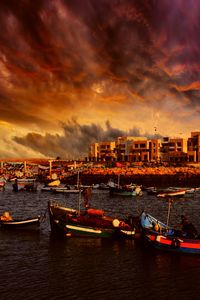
[1,1,200,298]
[1,130,200,187]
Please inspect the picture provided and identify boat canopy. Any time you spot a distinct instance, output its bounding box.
[87,209,104,217]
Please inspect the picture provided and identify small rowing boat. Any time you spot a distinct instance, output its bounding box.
[0,212,40,229]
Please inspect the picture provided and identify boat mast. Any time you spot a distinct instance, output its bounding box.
[77,170,81,215]
[77,171,80,189]
[78,189,81,215]
[117,174,120,188]
[166,199,172,227]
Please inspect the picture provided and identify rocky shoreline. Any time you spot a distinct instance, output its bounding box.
[76,173,200,187]
[65,166,200,187]
[64,167,200,187]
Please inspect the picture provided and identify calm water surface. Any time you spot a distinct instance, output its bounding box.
[1,183,200,300]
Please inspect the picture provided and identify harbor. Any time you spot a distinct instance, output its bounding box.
[1,178,200,299]
[2,159,200,187]
[1,0,200,298]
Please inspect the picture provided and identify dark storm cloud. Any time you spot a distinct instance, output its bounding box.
[0,0,165,120]
[0,0,200,160]
[13,119,146,158]
[0,0,199,90]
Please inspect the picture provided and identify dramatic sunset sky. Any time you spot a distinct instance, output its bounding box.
[0,0,200,159]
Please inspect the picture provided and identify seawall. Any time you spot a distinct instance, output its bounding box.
[64,166,200,187]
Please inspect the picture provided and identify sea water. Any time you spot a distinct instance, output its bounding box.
[0,183,200,300]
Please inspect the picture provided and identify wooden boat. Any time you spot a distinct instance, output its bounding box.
[109,183,143,197]
[12,178,37,192]
[41,180,61,191]
[48,201,136,239]
[0,177,7,190]
[53,185,81,194]
[140,212,200,254]
[108,175,143,197]
[0,212,40,229]
[41,186,56,192]
[157,188,186,198]
[110,187,142,196]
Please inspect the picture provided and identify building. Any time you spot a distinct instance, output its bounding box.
[148,139,162,162]
[160,137,188,163]
[115,136,144,161]
[89,141,116,161]
[187,132,200,162]
[89,136,161,162]
[88,143,99,161]
[128,138,148,162]
[88,131,200,163]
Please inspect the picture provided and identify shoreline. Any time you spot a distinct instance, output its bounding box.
[64,167,200,187]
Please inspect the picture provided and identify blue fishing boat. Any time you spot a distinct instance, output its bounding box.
[140,211,200,254]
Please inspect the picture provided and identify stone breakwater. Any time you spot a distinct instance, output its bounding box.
[66,166,200,187]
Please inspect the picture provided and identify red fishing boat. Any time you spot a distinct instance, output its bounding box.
[48,201,137,239]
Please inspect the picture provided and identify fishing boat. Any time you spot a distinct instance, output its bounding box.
[140,211,200,254]
[53,185,81,194]
[41,179,61,191]
[48,186,137,239]
[0,212,40,229]
[157,188,186,198]
[48,201,136,239]
[0,177,6,190]
[108,177,142,197]
[52,170,84,194]
[12,178,37,192]
[109,186,142,196]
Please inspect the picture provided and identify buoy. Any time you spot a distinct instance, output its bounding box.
[112,219,120,227]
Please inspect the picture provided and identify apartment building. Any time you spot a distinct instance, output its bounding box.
[88,132,200,163]
[187,132,200,162]
[89,141,116,161]
[160,137,188,162]
[148,139,162,162]
[89,136,160,162]
[89,143,99,161]
[128,138,148,162]
[115,136,146,161]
